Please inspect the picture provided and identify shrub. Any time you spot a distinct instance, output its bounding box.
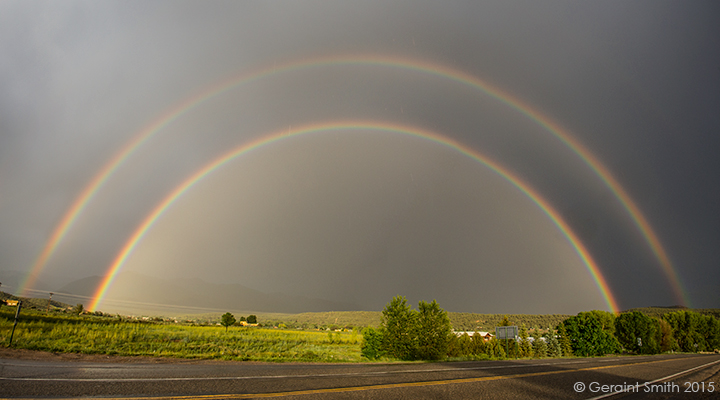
[360,327,383,360]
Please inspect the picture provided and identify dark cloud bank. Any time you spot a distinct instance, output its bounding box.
[1,1,718,314]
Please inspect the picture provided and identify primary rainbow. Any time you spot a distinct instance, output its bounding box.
[22,54,686,305]
[89,121,620,313]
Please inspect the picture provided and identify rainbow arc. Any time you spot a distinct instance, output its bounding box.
[88,121,620,313]
[18,54,686,307]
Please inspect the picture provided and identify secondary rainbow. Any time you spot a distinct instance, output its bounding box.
[23,54,685,305]
[89,121,620,313]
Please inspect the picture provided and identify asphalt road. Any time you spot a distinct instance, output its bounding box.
[1,353,719,399]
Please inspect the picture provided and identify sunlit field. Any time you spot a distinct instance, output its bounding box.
[3,299,719,363]
[0,311,361,362]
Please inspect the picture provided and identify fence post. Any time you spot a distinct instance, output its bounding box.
[9,300,22,346]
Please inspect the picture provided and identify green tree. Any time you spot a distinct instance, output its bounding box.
[73,303,84,315]
[247,315,257,324]
[557,323,572,356]
[470,331,487,356]
[615,311,661,354]
[415,300,452,360]
[361,327,384,360]
[588,310,616,335]
[702,315,720,351]
[484,338,505,358]
[519,325,532,357]
[663,311,706,352]
[532,330,547,358]
[221,312,236,332]
[658,318,675,352]
[545,328,562,357]
[380,295,418,360]
[446,334,463,358]
[563,312,620,356]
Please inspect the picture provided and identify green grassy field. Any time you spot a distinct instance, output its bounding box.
[0,310,362,362]
[4,294,718,363]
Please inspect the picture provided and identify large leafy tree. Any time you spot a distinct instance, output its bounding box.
[664,311,705,352]
[563,312,620,356]
[615,311,661,354]
[664,310,720,352]
[588,310,616,335]
[702,315,720,351]
[380,296,418,360]
[415,300,452,360]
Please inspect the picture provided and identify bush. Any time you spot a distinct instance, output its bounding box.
[361,327,383,360]
[374,296,454,361]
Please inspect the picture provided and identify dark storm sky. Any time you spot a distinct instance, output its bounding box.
[1,1,718,314]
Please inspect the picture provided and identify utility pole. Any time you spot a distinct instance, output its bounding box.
[9,300,22,346]
[47,292,53,313]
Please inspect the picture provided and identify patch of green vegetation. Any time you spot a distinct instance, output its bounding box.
[447,313,573,331]
[624,306,720,320]
[4,292,718,363]
[0,309,362,362]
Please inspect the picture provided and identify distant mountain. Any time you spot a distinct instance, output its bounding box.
[57,271,362,314]
[57,275,103,297]
[0,269,53,295]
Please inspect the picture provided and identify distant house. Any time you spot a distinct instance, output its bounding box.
[453,331,493,342]
[4,300,18,306]
[239,321,258,327]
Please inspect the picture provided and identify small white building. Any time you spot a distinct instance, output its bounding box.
[453,331,493,342]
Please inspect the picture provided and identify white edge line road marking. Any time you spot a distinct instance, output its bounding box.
[585,357,720,400]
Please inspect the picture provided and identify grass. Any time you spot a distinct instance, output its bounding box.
[0,311,363,362]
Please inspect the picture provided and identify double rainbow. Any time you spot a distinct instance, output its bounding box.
[19,54,686,308]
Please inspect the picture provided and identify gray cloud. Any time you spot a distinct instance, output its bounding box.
[1,0,718,313]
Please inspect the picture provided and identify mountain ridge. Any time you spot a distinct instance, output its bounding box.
[57,271,363,314]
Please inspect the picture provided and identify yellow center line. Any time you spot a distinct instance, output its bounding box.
[2,356,708,400]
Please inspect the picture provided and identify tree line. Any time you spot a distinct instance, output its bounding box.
[362,296,720,361]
